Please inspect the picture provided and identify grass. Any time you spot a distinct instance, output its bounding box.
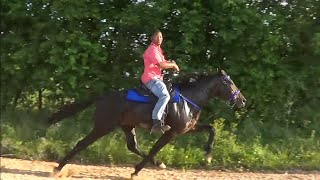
[1,108,319,170]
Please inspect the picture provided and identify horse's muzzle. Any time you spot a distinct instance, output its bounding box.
[238,98,246,108]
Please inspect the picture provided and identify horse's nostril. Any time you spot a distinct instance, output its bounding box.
[242,99,246,104]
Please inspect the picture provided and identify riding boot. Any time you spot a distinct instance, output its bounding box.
[151,119,171,134]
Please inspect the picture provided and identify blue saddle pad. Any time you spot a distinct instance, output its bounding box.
[126,87,181,103]
[125,89,150,103]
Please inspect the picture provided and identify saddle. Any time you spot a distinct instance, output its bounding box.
[125,81,180,103]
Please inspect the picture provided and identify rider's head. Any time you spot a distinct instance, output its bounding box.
[151,30,163,46]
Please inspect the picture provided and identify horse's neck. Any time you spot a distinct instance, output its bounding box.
[179,81,217,108]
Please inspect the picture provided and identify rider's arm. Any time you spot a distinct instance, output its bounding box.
[158,61,180,71]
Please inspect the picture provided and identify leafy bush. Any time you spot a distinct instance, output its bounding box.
[1,110,319,170]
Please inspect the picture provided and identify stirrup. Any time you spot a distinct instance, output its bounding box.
[150,122,171,134]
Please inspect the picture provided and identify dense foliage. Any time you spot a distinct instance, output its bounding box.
[1,0,319,170]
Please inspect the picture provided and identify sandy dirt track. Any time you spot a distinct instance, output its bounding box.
[0,157,319,180]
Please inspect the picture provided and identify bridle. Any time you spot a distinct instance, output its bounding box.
[221,75,240,107]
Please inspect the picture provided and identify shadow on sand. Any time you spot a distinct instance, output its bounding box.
[0,166,140,179]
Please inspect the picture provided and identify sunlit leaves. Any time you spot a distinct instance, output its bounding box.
[1,0,319,138]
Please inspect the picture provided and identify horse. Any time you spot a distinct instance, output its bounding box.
[47,68,246,177]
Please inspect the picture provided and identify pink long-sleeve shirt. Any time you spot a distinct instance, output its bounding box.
[141,43,167,84]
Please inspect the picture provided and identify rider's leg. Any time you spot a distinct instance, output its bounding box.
[145,79,171,133]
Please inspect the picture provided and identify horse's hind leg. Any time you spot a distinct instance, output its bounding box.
[122,126,166,168]
[54,127,112,172]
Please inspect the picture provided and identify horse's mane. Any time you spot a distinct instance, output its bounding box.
[172,71,218,88]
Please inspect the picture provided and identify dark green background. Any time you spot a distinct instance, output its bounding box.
[1,0,319,170]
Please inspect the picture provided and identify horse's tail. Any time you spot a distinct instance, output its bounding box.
[48,97,96,125]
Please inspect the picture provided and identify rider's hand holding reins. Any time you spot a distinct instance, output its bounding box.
[171,60,180,72]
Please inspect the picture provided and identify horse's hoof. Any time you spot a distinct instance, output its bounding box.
[53,167,61,173]
[131,172,138,178]
[50,167,61,177]
[205,154,212,164]
[158,163,166,169]
[51,167,74,178]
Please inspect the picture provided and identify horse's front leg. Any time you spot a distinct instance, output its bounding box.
[187,123,215,163]
[131,131,176,177]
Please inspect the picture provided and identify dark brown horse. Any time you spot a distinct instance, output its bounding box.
[48,69,246,177]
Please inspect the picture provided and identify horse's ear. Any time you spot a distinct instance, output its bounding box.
[217,67,222,73]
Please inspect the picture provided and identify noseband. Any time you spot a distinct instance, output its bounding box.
[222,75,240,106]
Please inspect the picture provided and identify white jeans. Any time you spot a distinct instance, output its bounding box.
[145,79,170,121]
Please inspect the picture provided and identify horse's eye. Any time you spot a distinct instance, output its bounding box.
[223,81,227,84]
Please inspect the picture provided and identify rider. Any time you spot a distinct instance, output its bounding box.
[141,30,180,133]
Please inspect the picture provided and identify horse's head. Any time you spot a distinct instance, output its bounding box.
[214,68,246,108]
